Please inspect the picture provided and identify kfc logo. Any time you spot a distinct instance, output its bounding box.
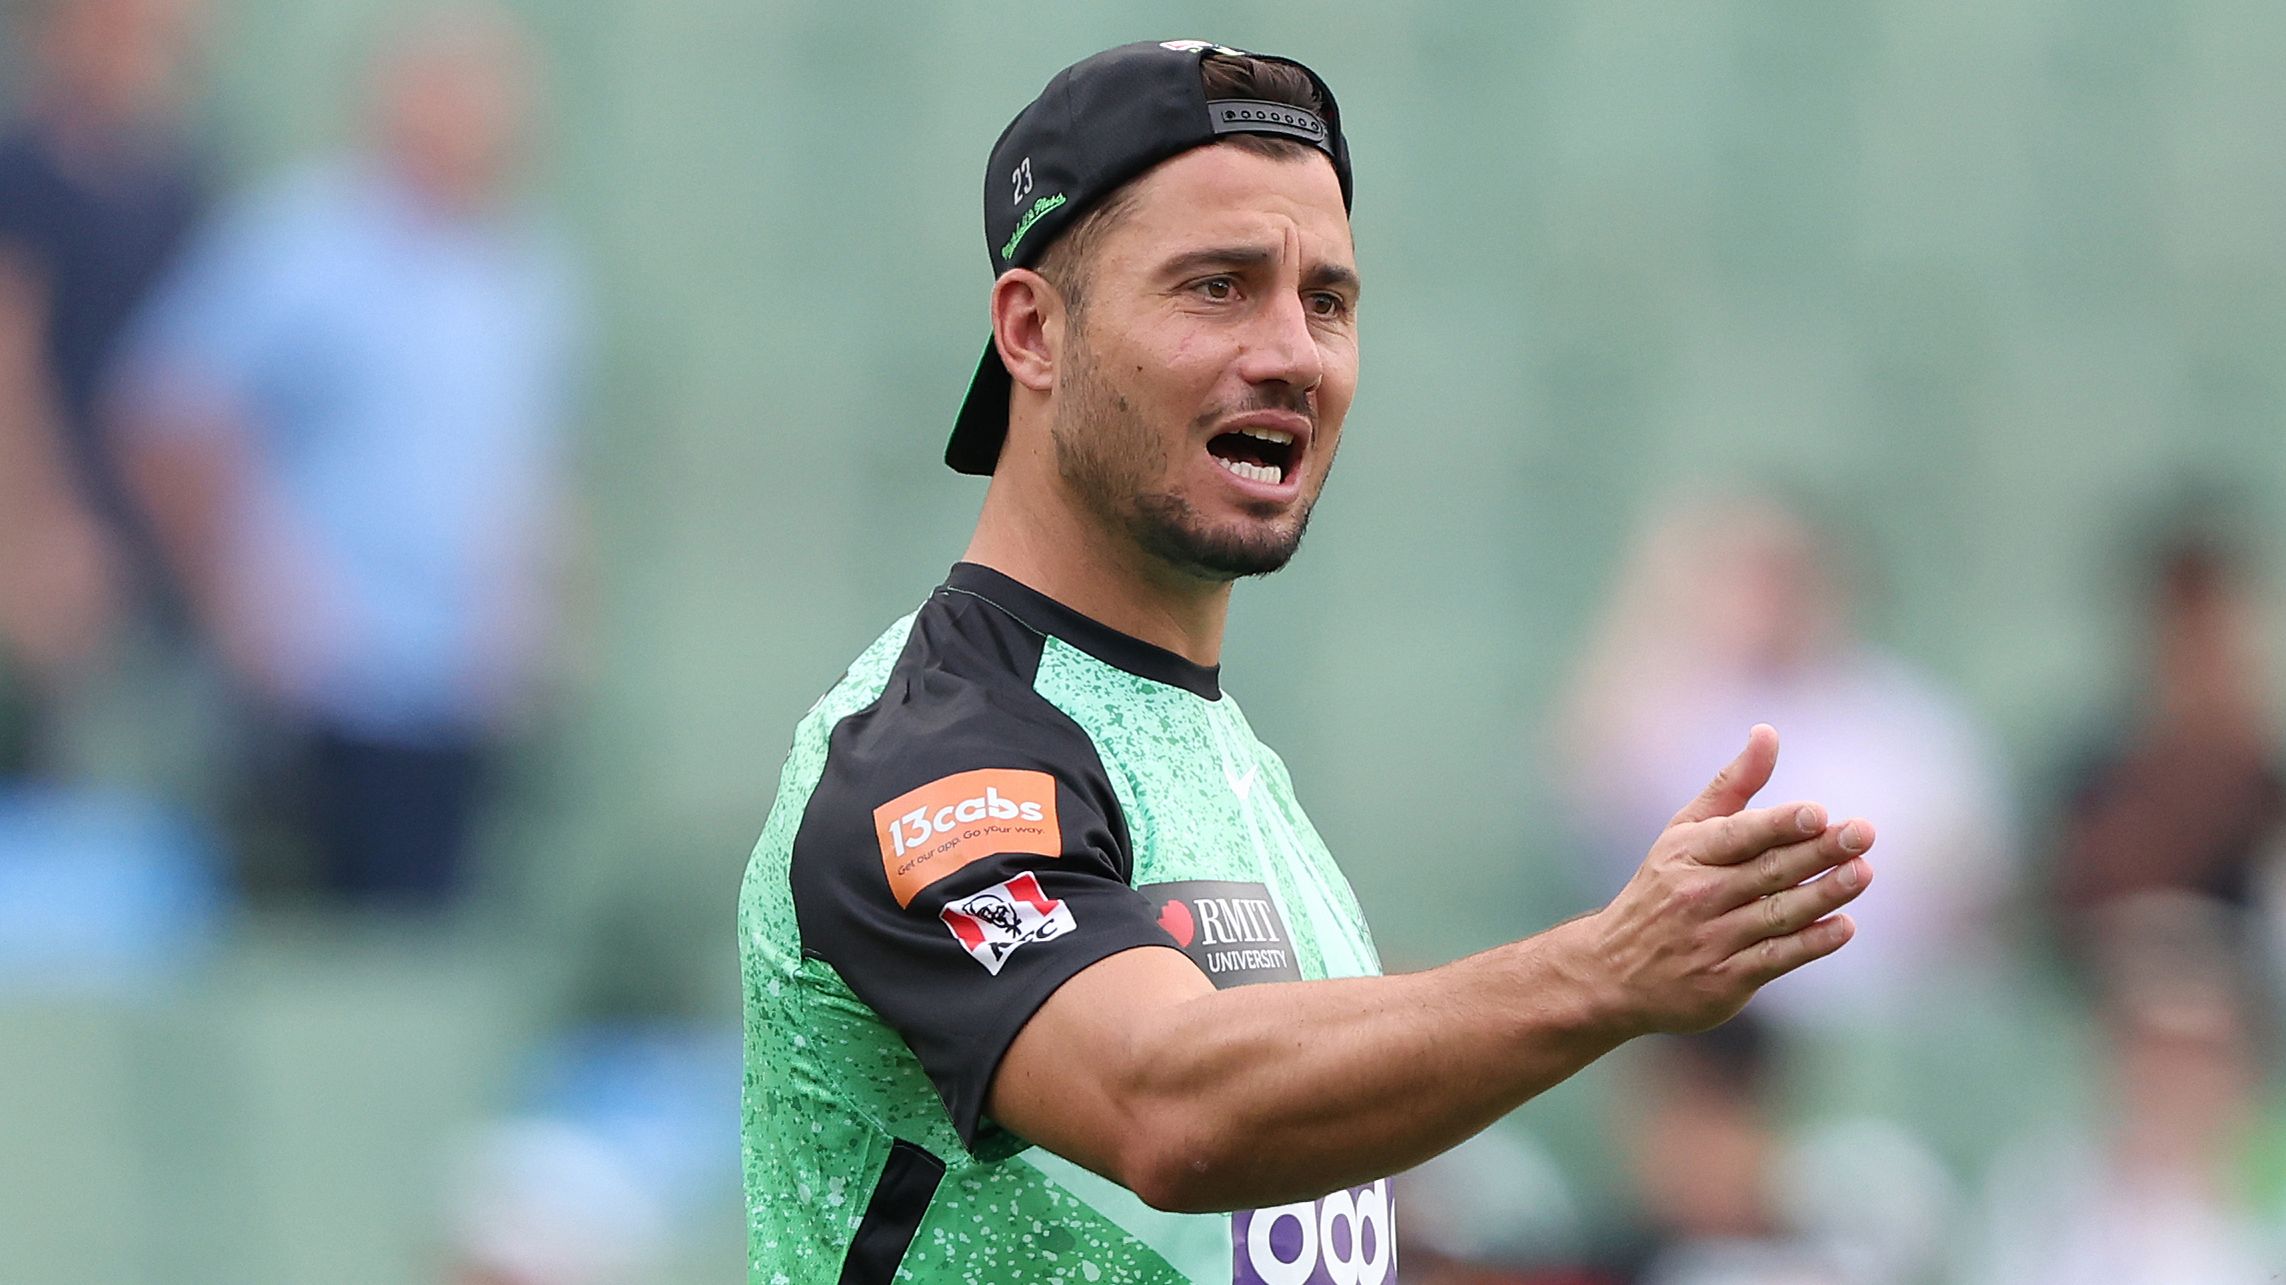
[940,872,1074,975]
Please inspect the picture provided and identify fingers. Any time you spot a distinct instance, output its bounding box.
[1717,857,1872,955]
[1689,801,1829,867]
[1725,818,1876,899]
[1668,724,1779,826]
[1737,913,1857,987]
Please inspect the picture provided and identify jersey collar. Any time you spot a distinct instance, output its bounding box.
[943,563,1223,701]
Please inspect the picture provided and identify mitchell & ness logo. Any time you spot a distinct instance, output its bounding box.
[1143,880,1302,988]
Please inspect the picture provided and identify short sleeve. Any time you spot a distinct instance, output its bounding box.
[788,684,1176,1150]
[108,177,315,437]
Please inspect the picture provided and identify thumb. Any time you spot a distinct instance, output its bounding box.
[1669,724,1780,825]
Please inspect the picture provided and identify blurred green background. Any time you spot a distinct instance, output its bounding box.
[4,1,2284,1281]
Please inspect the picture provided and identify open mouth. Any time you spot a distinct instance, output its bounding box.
[1206,426,1298,486]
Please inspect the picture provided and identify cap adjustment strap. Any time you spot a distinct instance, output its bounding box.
[1207,99,1333,152]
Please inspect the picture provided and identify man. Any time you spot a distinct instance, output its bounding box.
[110,4,581,906]
[741,41,1876,1284]
[0,0,209,769]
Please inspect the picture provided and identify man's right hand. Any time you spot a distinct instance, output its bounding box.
[1571,723,1874,1036]
[991,721,1873,1211]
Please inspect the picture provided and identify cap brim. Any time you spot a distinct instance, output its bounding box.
[946,339,1012,475]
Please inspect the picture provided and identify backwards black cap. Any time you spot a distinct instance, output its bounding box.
[945,39,1353,475]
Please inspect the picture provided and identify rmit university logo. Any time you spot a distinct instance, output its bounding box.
[1141,880,1302,988]
[940,871,1073,975]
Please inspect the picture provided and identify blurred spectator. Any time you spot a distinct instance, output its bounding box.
[1969,894,2283,1284]
[445,1023,743,1285]
[448,1118,667,1285]
[1396,1126,1588,1282]
[109,4,583,909]
[2050,514,2285,962]
[1605,1013,1951,1285]
[1555,494,2018,1026]
[0,0,209,772]
[1608,1016,1852,1285]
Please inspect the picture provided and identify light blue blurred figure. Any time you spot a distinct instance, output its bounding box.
[447,1023,746,1284]
[0,781,226,994]
[109,2,584,909]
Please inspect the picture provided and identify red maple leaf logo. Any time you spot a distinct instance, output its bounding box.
[1156,898,1196,948]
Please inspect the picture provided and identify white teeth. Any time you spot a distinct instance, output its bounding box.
[1237,426,1296,446]
[1216,457,1283,485]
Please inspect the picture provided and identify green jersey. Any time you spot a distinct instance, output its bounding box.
[740,564,1395,1283]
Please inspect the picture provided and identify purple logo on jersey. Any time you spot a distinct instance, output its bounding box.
[1233,1178,1395,1284]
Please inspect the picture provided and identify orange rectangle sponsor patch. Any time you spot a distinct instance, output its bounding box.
[873,768,1062,907]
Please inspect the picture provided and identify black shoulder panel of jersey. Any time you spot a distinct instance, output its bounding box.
[790,568,1179,1149]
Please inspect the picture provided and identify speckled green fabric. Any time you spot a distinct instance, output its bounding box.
[741,614,1384,1283]
[1034,636,1380,983]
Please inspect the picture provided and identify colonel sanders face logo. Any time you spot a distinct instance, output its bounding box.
[960,893,1021,935]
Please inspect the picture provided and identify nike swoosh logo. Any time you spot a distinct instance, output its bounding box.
[1227,763,1260,802]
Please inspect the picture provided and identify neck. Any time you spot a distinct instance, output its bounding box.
[964,474,1233,668]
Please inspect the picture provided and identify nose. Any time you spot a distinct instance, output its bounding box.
[1235,287,1325,396]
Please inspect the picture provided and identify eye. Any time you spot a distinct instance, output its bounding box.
[1306,291,1351,319]
[1193,275,1238,302]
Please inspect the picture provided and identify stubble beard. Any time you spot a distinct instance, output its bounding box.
[1049,324,1326,583]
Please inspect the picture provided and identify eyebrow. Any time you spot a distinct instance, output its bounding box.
[1157,244,1363,298]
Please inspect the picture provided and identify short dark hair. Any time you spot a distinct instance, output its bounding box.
[1036,52,1331,312]
[1198,52,1327,160]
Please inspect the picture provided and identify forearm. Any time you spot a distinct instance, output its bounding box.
[995,732,1871,1213]
[121,421,242,627]
[0,269,120,674]
[1110,917,1625,1211]
[0,263,63,535]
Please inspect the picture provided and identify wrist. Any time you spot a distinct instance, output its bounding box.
[1530,913,1648,1047]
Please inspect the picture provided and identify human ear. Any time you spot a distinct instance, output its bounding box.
[990,269,1062,394]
